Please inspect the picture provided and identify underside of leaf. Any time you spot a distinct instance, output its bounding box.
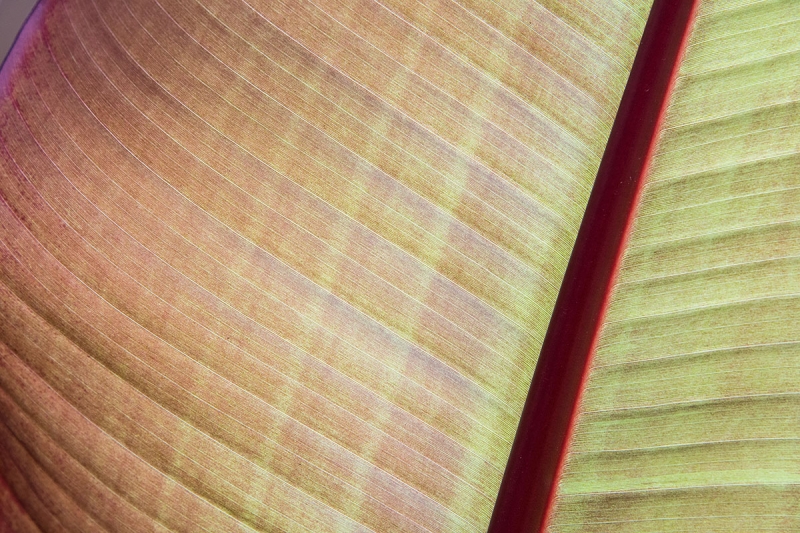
[0,0,650,531]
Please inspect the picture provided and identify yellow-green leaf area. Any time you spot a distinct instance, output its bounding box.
[550,1,800,531]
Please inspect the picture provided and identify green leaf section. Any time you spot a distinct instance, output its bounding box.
[550,0,800,530]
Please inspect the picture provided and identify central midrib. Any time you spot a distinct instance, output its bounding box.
[487,2,701,531]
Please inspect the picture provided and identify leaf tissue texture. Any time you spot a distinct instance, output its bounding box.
[549,0,800,531]
[0,0,651,531]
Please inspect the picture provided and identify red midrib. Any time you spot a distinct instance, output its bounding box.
[487,1,701,531]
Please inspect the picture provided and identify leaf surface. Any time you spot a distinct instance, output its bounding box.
[549,1,800,530]
[0,0,651,530]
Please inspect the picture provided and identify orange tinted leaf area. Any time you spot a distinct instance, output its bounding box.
[0,0,651,531]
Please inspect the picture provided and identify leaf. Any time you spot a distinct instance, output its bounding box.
[548,1,800,531]
[2,0,798,531]
[0,0,651,531]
